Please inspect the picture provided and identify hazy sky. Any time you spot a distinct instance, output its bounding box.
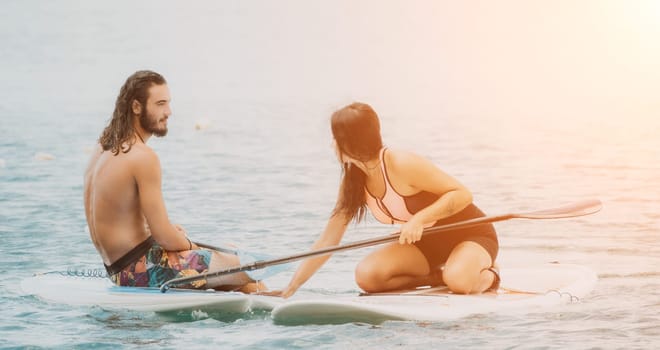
[1,1,658,126]
[152,0,660,123]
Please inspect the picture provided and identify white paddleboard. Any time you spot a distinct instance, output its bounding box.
[21,272,282,314]
[272,263,598,325]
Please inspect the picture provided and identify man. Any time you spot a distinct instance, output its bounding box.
[84,70,261,292]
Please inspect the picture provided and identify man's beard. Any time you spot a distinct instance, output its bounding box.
[139,108,168,137]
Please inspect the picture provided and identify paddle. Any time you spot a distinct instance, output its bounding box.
[160,199,602,292]
[193,242,290,281]
[194,242,239,255]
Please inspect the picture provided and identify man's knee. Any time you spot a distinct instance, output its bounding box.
[210,251,240,270]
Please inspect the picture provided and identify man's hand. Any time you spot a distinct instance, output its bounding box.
[173,223,187,235]
[173,223,198,250]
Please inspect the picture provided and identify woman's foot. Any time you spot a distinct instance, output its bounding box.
[483,263,500,292]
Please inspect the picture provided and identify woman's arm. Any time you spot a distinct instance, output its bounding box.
[277,212,350,298]
[390,150,473,244]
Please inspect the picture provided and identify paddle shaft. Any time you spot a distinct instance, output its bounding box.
[160,199,601,292]
[194,242,238,255]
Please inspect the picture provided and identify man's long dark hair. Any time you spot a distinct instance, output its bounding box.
[331,102,383,223]
[99,70,166,154]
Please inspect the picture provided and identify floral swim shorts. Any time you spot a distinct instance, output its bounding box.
[105,236,212,288]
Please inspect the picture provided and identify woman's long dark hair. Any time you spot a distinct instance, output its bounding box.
[99,70,166,155]
[331,102,383,223]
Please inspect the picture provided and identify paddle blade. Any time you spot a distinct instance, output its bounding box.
[514,199,602,219]
[238,251,290,281]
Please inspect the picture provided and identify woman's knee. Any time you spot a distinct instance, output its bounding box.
[442,263,476,294]
[354,259,385,293]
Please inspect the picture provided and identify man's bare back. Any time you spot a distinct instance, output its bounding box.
[84,142,153,266]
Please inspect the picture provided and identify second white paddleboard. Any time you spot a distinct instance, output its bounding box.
[272,263,597,325]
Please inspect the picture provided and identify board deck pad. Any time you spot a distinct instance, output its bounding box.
[271,263,598,325]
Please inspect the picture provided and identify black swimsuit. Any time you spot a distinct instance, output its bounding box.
[365,148,498,269]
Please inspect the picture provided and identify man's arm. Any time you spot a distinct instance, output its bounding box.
[133,148,191,251]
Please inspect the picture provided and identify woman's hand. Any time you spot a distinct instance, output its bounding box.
[256,283,299,298]
[399,217,425,244]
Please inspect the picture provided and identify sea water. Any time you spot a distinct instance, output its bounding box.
[1,1,659,349]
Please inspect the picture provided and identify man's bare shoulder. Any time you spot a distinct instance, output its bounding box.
[125,143,158,161]
[84,144,104,174]
[124,143,161,176]
[88,144,103,160]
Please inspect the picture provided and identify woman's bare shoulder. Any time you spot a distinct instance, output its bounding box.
[386,148,433,170]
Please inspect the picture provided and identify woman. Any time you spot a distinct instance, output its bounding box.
[276,102,499,298]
